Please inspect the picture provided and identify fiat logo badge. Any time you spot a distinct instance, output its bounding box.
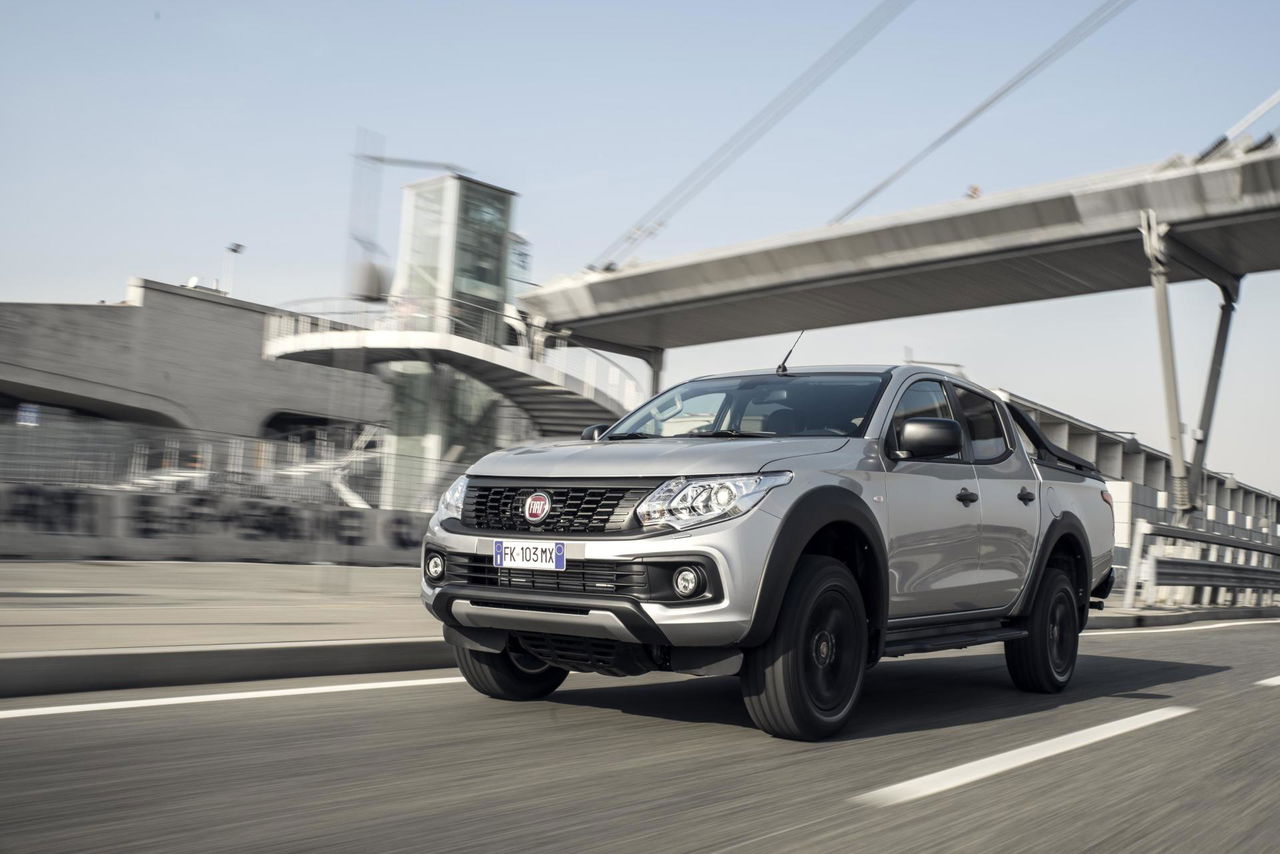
[523,491,552,524]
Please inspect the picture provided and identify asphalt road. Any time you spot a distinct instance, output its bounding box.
[2,621,1278,853]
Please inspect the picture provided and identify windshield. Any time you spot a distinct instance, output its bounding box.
[606,373,887,439]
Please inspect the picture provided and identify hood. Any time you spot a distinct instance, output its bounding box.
[467,436,850,479]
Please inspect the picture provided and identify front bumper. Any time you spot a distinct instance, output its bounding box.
[430,586,671,645]
[419,509,780,647]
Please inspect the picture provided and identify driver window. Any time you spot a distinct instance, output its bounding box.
[891,380,959,459]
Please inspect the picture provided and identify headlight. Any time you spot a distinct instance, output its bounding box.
[436,475,469,520]
[637,472,792,531]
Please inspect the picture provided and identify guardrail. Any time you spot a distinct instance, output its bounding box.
[1123,520,1280,607]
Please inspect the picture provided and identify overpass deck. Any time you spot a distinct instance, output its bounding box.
[522,145,1280,353]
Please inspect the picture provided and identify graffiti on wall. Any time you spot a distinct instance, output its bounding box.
[0,484,106,535]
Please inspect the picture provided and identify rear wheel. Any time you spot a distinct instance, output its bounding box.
[1005,566,1079,693]
[455,640,568,701]
[741,556,868,741]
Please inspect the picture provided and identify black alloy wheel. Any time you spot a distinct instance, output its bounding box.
[741,555,869,740]
[1005,566,1080,693]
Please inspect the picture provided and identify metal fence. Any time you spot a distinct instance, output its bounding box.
[1,412,384,507]
[0,402,523,513]
[1123,519,1280,607]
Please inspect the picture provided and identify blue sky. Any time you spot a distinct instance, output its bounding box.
[3,0,1279,490]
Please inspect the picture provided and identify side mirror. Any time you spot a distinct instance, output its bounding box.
[895,417,963,460]
[581,423,611,441]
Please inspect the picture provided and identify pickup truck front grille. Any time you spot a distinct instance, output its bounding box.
[444,552,650,597]
[461,481,659,534]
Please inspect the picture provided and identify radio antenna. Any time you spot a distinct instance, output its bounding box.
[776,330,806,376]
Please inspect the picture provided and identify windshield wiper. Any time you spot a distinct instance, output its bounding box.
[605,432,659,440]
[683,429,775,439]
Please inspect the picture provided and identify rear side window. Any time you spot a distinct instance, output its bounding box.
[1012,421,1037,457]
[954,387,1009,463]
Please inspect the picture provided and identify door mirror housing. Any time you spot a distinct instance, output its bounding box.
[581,423,612,441]
[895,417,963,460]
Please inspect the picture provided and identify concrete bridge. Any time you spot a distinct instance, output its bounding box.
[264,321,638,437]
[523,144,1280,356]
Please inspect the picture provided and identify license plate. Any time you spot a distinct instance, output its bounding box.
[492,540,566,571]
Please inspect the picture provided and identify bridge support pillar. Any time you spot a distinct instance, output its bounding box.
[646,349,665,396]
[1139,209,1242,524]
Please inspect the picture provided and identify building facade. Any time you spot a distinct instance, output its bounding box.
[0,278,388,436]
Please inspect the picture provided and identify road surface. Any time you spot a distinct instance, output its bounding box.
[2,620,1277,853]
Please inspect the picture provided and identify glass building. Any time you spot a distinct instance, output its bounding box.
[380,174,537,507]
[264,172,639,511]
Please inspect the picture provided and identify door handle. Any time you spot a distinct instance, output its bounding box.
[1018,487,1036,505]
[955,487,979,507]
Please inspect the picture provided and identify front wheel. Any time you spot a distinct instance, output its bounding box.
[1005,566,1079,693]
[455,641,568,701]
[740,556,868,741]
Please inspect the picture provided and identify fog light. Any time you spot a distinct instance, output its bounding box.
[673,566,704,599]
[425,553,446,582]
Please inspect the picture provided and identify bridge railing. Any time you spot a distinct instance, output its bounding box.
[1122,520,1280,608]
[265,295,646,412]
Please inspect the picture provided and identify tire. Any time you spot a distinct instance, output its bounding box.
[740,556,868,741]
[1005,566,1079,693]
[455,640,568,701]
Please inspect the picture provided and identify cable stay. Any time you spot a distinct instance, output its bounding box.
[830,0,1138,224]
[590,0,916,271]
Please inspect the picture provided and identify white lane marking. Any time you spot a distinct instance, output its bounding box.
[851,707,1196,807]
[1256,675,1280,687]
[0,676,466,721]
[1086,618,1280,637]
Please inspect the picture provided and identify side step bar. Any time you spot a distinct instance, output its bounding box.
[883,626,1028,657]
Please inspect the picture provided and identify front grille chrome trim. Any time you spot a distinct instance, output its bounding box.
[461,480,661,534]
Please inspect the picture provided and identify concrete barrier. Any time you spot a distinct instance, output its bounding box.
[0,483,427,565]
[0,638,456,698]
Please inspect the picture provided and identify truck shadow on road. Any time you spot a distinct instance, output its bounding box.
[548,653,1228,737]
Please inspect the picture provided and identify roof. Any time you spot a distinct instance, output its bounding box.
[689,363,901,380]
[522,144,1280,353]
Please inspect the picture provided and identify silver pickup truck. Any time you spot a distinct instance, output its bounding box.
[421,365,1116,740]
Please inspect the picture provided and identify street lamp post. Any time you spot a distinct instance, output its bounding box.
[223,243,245,295]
